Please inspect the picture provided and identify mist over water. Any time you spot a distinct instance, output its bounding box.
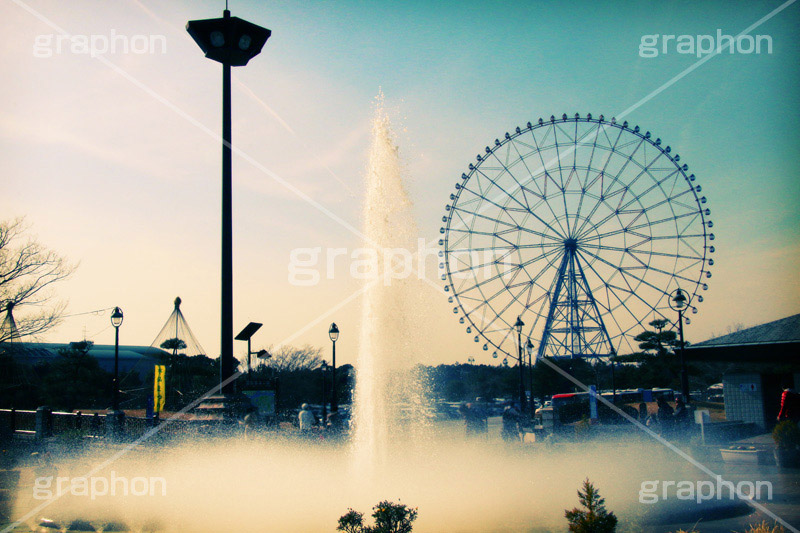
[12,436,708,532]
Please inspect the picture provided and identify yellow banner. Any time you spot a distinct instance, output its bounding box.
[154,365,166,413]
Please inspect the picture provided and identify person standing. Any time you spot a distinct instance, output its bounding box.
[502,403,522,442]
[656,397,674,437]
[778,388,800,423]
[298,403,316,433]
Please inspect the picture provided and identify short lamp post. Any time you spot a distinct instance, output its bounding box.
[321,360,328,427]
[108,306,125,437]
[235,322,263,377]
[526,338,535,418]
[328,323,339,412]
[515,316,526,412]
[669,288,690,404]
[110,307,123,411]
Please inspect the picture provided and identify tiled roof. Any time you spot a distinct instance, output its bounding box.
[691,314,800,348]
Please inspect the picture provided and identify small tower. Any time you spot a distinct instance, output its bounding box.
[150,297,206,356]
[0,301,20,342]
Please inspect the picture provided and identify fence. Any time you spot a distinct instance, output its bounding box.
[0,409,201,441]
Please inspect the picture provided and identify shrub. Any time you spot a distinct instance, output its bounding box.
[739,521,786,533]
[772,421,800,450]
[564,478,617,533]
[337,509,365,533]
[337,500,418,533]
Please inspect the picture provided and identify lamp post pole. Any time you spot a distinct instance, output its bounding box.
[110,307,123,411]
[526,339,535,418]
[219,24,235,393]
[610,349,617,404]
[187,10,271,395]
[108,307,124,437]
[514,316,526,412]
[669,288,690,404]
[329,323,339,412]
[677,308,688,403]
[321,360,328,428]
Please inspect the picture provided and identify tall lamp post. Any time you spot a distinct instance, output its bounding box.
[187,10,271,395]
[669,288,690,404]
[526,339,535,418]
[514,316,526,412]
[328,323,339,412]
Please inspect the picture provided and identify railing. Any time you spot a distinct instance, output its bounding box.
[1,409,213,441]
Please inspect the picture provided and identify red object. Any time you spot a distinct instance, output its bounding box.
[778,390,800,422]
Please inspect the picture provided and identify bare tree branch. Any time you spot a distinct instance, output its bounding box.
[261,344,324,372]
[0,218,76,342]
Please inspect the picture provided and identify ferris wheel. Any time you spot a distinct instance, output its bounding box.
[440,113,714,361]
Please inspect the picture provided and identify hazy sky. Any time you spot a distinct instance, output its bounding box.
[2,0,798,367]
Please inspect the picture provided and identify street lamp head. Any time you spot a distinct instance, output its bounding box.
[255,349,270,359]
[526,339,534,355]
[514,316,524,333]
[672,288,687,310]
[110,307,123,328]
[187,10,271,66]
[321,360,328,370]
[329,322,339,342]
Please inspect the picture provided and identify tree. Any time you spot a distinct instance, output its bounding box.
[337,501,418,533]
[265,344,324,372]
[160,337,187,355]
[40,341,111,411]
[0,218,75,342]
[633,319,679,356]
[564,478,617,533]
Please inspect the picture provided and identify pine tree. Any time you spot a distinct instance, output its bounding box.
[564,478,618,533]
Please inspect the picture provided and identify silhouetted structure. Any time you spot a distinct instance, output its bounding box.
[150,297,206,357]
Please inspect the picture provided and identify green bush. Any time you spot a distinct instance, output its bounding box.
[772,421,800,450]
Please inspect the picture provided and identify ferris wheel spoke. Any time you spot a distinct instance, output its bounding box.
[578,139,661,237]
[586,210,700,243]
[616,168,681,212]
[480,283,535,335]
[456,187,525,229]
[578,243,702,263]
[472,164,531,214]
[526,128,572,235]
[450,206,520,231]
[550,124,574,235]
[486,145,532,211]
[507,140,571,238]
[576,246,670,302]
[579,251,666,330]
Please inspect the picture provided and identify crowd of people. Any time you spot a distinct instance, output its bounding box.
[288,389,800,443]
[462,396,696,442]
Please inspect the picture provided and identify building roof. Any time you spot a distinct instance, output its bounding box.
[0,341,169,377]
[0,342,168,360]
[686,314,800,363]
[691,314,800,348]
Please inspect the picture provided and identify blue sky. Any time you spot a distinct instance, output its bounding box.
[1,0,798,366]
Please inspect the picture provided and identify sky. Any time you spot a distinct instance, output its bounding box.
[1,0,798,368]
